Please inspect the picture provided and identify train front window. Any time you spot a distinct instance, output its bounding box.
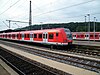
[64,28,72,39]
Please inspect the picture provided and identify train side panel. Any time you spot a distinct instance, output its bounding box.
[0,28,73,46]
[72,32,100,41]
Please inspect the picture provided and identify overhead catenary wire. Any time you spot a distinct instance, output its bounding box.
[0,0,21,15]
[32,0,59,11]
[2,0,29,20]
[0,0,99,31]
[62,12,100,19]
[33,0,96,17]
[0,0,10,9]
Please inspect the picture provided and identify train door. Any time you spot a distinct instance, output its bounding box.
[30,32,33,41]
[43,32,48,43]
[85,33,89,40]
[22,33,24,41]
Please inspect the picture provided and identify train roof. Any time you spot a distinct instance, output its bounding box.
[20,28,68,33]
[0,28,70,34]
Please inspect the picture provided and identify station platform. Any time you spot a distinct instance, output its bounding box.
[0,44,99,75]
[0,59,18,75]
[73,40,100,47]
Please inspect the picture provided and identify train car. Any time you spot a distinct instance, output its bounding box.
[72,32,100,41]
[0,28,73,46]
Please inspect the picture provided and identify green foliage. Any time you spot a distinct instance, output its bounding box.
[15,22,100,32]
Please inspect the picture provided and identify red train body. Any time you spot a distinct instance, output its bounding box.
[72,32,100,40]
[0,28,73,45]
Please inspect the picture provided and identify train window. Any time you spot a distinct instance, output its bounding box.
[43,34,45,38]
[46,34,47,39]
[14,34,15,38]
[24,34,29,38]
[81,35,84,37]
[24,34,26,38]
[27,34,30,38]
[77,35,80,37]
[20,34,22,38]
[7,34,9,38]
[56,32,58,37]
[95,35,98,37]
[38,34,42,38]
[34,34,37,38]
[12,34,15,38]
[5,34,7,38]
[49,33,54,39]
[9,34,11,38]
[90,35,93,37]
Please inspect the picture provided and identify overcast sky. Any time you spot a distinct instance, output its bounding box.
[0,0,100,31]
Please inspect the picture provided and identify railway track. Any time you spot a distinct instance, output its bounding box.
[0,38,100,58]
[0,48,58,75]
[0,40,100,73]
[65,44,100,58]
[1,39,100,58]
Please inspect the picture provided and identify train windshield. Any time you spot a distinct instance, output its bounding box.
[64,28,72,40]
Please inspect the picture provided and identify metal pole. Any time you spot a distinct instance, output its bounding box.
[87,14,90,42]
[96,19,97,32]
[6,20,11,29]
[85,16,86,32]
[9,20,11,29]
[29,0,32,30]
[40,22,43,30]
[94,17,96,41]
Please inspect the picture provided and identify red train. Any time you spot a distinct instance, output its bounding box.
[72,32,100,40]
[0,28,73,45]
